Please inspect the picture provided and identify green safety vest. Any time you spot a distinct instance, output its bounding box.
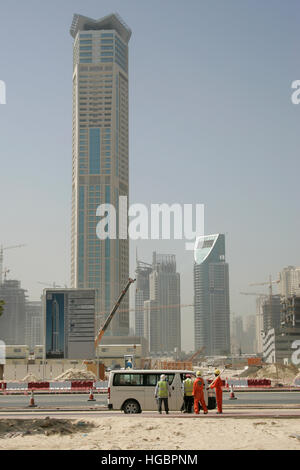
[184,378,193,396]
[157,380,168,398]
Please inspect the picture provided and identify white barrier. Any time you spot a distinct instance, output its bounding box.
[6,382,28,390]
[49,381,71,390]
[94,380,108,389]
[227,378,248,387]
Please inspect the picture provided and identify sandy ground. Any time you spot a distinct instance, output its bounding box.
[0,416,299,450]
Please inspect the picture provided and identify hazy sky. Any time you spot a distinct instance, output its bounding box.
[1,0,300,351]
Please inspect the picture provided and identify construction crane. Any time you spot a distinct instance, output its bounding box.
[249,275,280,298]
[240,291,268,299]
[249,275,280,325]
[188,346,205,364]
[0,269,10,282]
[0,244,26,284]
[95,277,136,349]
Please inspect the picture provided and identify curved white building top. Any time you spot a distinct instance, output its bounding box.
[194,234,220,265]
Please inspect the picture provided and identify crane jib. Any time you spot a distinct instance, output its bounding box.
[95,278,136,346]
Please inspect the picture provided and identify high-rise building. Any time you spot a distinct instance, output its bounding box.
[135,258,152,337]
[70,13,131,336]
[255,295,266,354]
[25,300,42,353]
[147,253,181,355]
[280,266,300,298]
[0,280,27,345]
[136,253,181,356]
[194,234,230,356]
[43,289,96,359]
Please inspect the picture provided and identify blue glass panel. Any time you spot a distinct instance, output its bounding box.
[89,128,100,174]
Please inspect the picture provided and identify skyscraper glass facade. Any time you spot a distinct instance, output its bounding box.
[70,14,131,335]
[194,234,230,355]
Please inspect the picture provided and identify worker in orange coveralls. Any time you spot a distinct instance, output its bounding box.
[193,370,208,414]
[209,369,223,414]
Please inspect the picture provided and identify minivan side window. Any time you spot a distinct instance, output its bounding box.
[113,374,143,386]
[144,374,175,386]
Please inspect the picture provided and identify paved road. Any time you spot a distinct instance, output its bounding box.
[0,393,108,408]
[0,391,299,408]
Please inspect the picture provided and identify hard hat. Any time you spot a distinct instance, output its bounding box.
[196,370,202,377]
[214,369,221,375]
[160,374,166,380]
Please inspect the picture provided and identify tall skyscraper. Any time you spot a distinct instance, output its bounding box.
[135,257,152,337]
[25,301,42,352]
[194,234,230,356]
[0,280,27,345]
[70,13,131,335]
[143,253,181,355]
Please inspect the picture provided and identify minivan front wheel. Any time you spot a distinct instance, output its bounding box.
[122,399,141,414]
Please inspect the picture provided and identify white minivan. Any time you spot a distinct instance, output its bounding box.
[107,369,216,413]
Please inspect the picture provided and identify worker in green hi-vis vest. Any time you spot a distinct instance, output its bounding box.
[155,374,171,414]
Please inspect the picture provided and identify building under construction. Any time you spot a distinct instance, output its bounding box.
[263,295,300,364]
[0,280,27,345]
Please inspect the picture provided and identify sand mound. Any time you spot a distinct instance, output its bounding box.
[239,363,299,384]
[54,368,97,381]
[21,373,41,383]
[0,417,93,439]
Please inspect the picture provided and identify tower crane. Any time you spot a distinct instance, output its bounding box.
[249,275,280,325]
[0,244,26,284]
[249,275,280,298]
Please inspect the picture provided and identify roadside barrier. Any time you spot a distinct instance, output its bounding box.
[0,380,108,393]
[0,378,281,393]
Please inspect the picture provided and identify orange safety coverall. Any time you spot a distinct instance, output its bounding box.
[209,376,223,413]
[193,377,208,414]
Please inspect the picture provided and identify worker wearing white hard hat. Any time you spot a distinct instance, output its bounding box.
[155,374,171,414]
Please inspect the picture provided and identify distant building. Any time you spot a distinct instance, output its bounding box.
[135,252,181,356]
[230,315,243,354]
[255,296,267,354]
[135,258,152,337]
[243,315,256,353]
[25,301,42,353]
[231,314,256,355]
[194,234,230,356]
[262,295,281,333]
[0,280,27,345]
[280,266,300,298]
[43,289,96,359]
[147,253,181,356]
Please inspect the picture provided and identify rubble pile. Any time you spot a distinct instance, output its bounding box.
[239,363,299,385]
[21,373,41,383]
[54,368,97,381]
